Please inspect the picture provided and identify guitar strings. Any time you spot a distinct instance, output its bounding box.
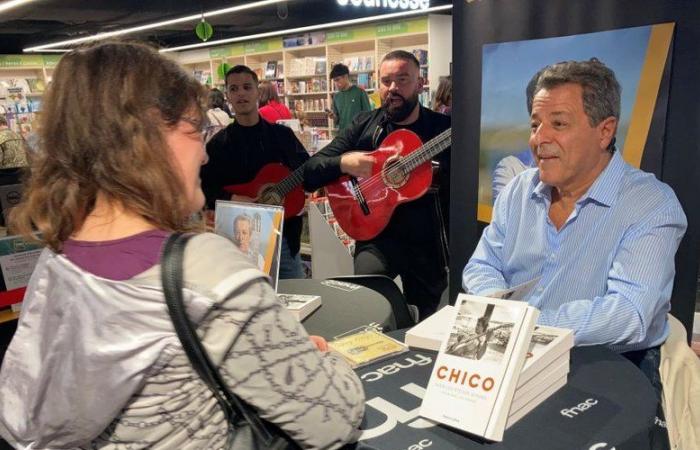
[357,129,450,191]
[356,137,449,195]
[353,129,451,196]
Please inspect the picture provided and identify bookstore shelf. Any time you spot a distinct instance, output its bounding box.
[168,14,451,136]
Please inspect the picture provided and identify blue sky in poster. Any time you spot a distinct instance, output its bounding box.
[481,26,651,131]
[478,25,653,205]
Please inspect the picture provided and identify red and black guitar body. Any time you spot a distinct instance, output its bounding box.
[223,163,305,219]
[326,128,451,241]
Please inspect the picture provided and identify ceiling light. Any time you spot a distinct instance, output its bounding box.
[23,0,292,52]
[161,4,452,53]
[0,0,36,14]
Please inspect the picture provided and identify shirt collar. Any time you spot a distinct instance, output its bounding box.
[532,150,626,207]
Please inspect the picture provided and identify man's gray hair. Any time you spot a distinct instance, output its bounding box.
[530,58,621,127]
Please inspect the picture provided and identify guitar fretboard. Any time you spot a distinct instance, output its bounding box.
[275,165,305,196]
[400,128,452,172]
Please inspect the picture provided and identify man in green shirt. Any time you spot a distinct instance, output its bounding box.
[329,63,371,131]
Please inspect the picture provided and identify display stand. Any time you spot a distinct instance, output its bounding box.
[307,199,354,280]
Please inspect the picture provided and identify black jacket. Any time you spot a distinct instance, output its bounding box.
[201,118,309,256]
[303,106,450,246]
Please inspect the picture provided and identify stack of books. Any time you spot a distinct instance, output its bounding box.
[411,298,573,441]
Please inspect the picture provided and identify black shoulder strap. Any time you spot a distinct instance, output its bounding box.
[161,232,278,446]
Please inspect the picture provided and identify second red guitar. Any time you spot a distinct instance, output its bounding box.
[325,128,451,241]
[223,163,305,219]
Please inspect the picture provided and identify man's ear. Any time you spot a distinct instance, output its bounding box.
[598,117,618,151]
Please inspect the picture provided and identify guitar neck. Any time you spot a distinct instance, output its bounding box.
[275,165,305,196]
[402,128,452,172]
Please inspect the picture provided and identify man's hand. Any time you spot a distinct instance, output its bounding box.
[340,152,375,178]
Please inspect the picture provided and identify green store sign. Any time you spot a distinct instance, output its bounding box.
[209,16,428,55]
[0,55,45,68]
[0,54,63,68]
[327,18,428,43]
[210,37,282,58]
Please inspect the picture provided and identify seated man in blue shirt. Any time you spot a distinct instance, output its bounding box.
[462,58,687,394]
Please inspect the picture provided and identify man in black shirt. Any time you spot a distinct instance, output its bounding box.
[201,65,309,278]
[304,51,450,318]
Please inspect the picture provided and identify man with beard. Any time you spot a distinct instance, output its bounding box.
[303,50,450,319]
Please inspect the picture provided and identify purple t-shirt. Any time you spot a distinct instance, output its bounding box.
[62,230,170,281]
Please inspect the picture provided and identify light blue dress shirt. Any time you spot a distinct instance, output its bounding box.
[463,151,687,353]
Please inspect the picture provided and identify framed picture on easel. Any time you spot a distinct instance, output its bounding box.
[214,200,284,291]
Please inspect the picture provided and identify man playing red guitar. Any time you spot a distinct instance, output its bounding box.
[303,50,451,318]
[201,65,309,279]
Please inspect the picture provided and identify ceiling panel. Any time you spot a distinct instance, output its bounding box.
[0,0,451,54]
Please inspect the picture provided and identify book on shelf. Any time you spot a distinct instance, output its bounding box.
[419,294,539,442]
[276,62,284,78]
[357,73,370,89]
[276,293,321,321]
[265,61,278,79]
[314,60,326,76]
[412,49,428,65]
[328,327,408,368]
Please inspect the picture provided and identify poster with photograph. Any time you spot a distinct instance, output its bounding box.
[478,24,673,221]
[214,200,284,290]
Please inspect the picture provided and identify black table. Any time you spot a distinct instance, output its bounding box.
[354,332,661,450]
[278,279,396,340]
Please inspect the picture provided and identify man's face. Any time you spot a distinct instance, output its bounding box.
[379,58,423,122]
[226,72,259,116]
[233,218,252,252]
[333,74,350,91]
[529,83,616,193]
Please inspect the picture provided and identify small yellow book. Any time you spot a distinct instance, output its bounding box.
[328,329,408,368]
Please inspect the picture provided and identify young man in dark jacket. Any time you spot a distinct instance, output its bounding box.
[304,51,450,318]
[201,65,309,279]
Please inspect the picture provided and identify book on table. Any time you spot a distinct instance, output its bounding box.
[328,328,408,369]
[406,305,574,383]
[276,293,321,321]
[408,304,574,434]
[419,294,539,441]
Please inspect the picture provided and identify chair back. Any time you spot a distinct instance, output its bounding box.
[329,275,416,329]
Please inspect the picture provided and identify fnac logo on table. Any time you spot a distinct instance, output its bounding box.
[336,0,430,11]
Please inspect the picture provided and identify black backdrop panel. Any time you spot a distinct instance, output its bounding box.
[451,0,700,337]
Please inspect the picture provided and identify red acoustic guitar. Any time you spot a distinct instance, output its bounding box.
[223,163,305,219]
[326,128,451,241]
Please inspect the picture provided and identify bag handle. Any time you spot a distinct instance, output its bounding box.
[161,232,278,446]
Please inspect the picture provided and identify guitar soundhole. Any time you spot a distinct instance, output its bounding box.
[259,188,283,206]
[381,156,408,188]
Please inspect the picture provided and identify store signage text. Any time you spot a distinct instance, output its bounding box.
[336,0,430,11]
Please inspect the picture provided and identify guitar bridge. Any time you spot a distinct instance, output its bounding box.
[350,177,371,216]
